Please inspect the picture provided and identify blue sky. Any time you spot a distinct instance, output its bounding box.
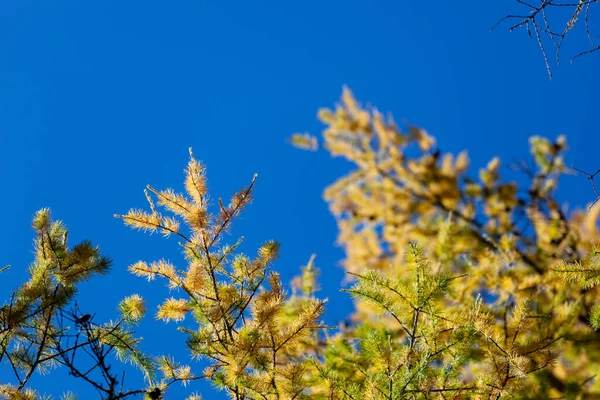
[1,1,599,398]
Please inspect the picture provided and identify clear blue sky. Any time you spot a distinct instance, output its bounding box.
[1,1,598,398]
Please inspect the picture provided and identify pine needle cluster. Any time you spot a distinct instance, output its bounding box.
[291,87,600,397]
[1,212,198,399]
[116,149,328,399]
[3,88,600,399]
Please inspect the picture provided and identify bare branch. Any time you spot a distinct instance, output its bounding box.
[494,0,600,77]
[572,165,600,209]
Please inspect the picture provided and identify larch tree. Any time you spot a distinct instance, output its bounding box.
[2,88,600,399]
[291,87,600,399]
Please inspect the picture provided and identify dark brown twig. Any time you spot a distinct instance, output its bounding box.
[493,0,599,77]
[572,165,600,209]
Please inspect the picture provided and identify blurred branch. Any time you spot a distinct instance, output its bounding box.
[572,165,600,209]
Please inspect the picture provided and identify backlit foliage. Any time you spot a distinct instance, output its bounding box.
[3,88,600,399]
[117,149,328,399]
[292,87,600,398]
[1,211,198,399]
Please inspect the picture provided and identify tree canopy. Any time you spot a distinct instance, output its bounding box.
[3,88,600,399]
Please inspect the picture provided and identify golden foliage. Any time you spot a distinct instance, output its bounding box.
[5,88,600,399]
[118,149,327,399]
[289,88,600,398]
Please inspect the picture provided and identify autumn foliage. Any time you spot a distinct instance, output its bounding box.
[2,88,600,399]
